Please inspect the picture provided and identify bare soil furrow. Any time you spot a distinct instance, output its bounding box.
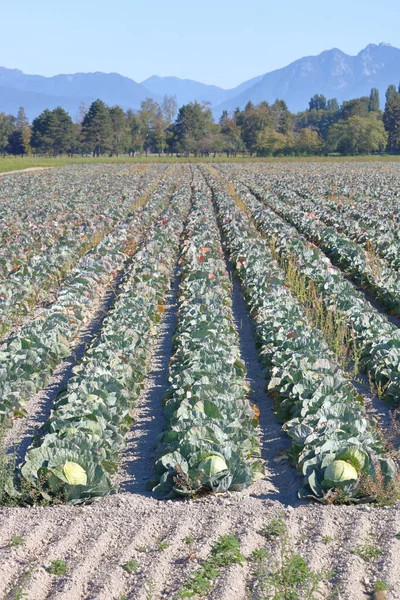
[116,268,180,495]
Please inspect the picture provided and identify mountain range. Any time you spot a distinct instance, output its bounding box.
[0,43,399,121]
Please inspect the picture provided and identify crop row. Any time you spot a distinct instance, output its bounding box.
[217,173,400,408]
[244,180,400,315]
[242,162,400,225]
[9,183,192,504]
[279,192,400,271]
[0,165,166,274]
[0,174,175,428]
[204,169,396,502]
[0,167,166,335]
[152,179,262,499]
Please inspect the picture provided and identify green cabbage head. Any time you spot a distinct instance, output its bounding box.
[338,448,368,472]
[198,455,228,477]
[323,460,358,489]
[63,461,88,486]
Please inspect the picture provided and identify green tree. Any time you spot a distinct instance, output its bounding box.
[327,98,339,112]
[82,99,112,156]
[326,115,387,154]
[31,109,55,154]
[220,116,245,156]
[255,128,288,156]
[271,99,292,134]
[341,97,369,120]
[386,84,397,103]
[126,110,143,156]
[17,107,31,153]
[31,107,75,155]
[368,88,380,112]
[173,101,214,155]
[239,102,273,155]
[294,128,322,154]
[383,93,400,152]
[8,107,31,155]
[0,113,15,155]
[109,105,128,155]
[309,94,327,111]
[138,98,164,155]
[219,110,229,125]
[296,108,338,140]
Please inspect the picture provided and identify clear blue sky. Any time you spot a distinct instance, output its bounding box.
[1,0,399,88]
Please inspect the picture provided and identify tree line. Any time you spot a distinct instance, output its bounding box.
[1,85,400,157]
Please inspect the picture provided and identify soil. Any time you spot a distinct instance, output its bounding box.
[0,167,54,176]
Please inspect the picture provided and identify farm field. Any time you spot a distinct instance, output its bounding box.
[0,162,400,599]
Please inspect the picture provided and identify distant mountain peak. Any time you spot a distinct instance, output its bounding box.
[0,42,399,119]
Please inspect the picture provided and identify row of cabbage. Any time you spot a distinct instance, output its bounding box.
[0,167,166,335]
[203,169,396,502]
[241,166,400,268]
[8,183,192,504]
[151,180,262,499]
[216,171,400,407]
[0,174,175,428]
[239,162,400,225]
[278,191,400,272]
[241,178,400,315]
[0,165,162,273]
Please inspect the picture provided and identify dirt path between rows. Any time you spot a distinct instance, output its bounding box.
[0,167,55,176]
[116,267,180,495]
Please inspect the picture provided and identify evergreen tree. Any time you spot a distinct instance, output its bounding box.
[109,105,128,156]
[31,107,75,155]
[0,113,15,155]
[8,107,31,155]
[82,99,112,156]
[309,94,327,111]
[327,98,340,112]
[173,101,214,155]
[219,110,229,125]
[386,84,397,104]
[383,93,400,153]
[368,88,380,112]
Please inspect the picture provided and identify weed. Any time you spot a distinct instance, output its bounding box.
[352,542,382,562]
[284,257,353,369]
[0,423,17,507]
[258,518,287,541]
[135,545,148,553]
[184,535,196,560]
[144,578,158,600]
[184,536,194,546]
[177,533,245,598]
[210,534,245,568]
[7,535,25,547]
[356,459,400,506]
[7,566,34,600]
[374,580,389,591]
[157,540,169,551]
[250,548,270,562]
[322,535,333,545]
[122,559,139,574]
[46,559,68,576]
[249,516,335,599]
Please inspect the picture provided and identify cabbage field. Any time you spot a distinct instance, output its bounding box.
[0,162,400,599]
